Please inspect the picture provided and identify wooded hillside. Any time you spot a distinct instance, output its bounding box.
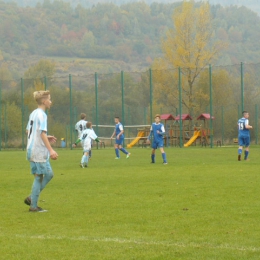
[0,0,260,77]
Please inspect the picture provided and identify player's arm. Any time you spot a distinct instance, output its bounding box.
[117,125,124,139]
[146,125,153,143]
[73,132,85,147]
[245,120,253,129]
[157,125,166,135]
[90,132,100,142]
[111,129,116,139]
[40,131,58,160]
[117,130,124,138]
[47,135,57,144]
[73,138,81,148]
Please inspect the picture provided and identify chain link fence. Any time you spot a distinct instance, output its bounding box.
[0,63,259,149]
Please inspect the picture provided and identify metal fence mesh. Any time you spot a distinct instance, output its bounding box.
[0,63,259,149]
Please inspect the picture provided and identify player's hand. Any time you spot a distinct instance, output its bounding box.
[117,135,120,140]
[50,149,58,160]
[146,139,150,144]
[48,135,57,144]
[157,130,160,134]
[72,144,76,148]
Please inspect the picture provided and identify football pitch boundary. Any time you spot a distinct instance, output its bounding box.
[1,233,259,252]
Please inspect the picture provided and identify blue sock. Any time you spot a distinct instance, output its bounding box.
[162,153,167,163]
[115,148,120,158]
[83,154,89,165]
[31,175,41,208]
[245,151,249,159]
[120,148,128,155]
[89,150,92,158]
[151,154,155,163]
[238,148,242,155]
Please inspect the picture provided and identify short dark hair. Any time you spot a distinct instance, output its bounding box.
[115,117,120,119]
[242,111,248,116]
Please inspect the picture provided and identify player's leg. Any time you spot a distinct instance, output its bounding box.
[29,162,48,212]
[159,145,167,164]
[244,136,250,160]
[41,160,54,191]
[118,138,131,158]
[30,173,43,210]
[114,143,120,159]
[89,149,92,159]
[24,162,40,207]
[80,151,85,167]
[151,141,157,163]
[83,150,89,167]
[238,136,244,161]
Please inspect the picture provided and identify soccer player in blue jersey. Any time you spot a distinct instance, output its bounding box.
[146,114,167,164]
[24,90,58,212]
[111,117,131,159]
[73,121,100,168]
[237,111,253,161]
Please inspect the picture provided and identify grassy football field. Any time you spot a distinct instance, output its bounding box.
[0,146,260,260]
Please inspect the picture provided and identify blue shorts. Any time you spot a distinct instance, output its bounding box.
[238,136,250,147]
[30,160,53,175]
[115,137,124,145]
[152,140,164,149]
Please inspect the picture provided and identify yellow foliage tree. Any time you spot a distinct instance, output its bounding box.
[153,1,225,116]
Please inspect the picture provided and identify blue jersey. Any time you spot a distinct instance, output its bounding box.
[115,123,124,138]
[150,123,165,142]
[238,118,250,137]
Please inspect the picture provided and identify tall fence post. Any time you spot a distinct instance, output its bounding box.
[238,104,240,119]
[44,76,47,90]
[241,62,244,113]
[255,104,258,144]
[4,103,7,148]
[178,67,183,148]
[144,107,147,125]
[21,78,25,151]
[221,106,224,145]
[0,80,2,151]
[74,106,77,140]
[44,76,48,115]
[209,64,213,148]
[69,74,73,150]
[121,71,125,126]
[95,72,99,136]
[149,68,153,124]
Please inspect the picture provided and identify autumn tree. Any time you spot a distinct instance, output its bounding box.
[153,1,225,115]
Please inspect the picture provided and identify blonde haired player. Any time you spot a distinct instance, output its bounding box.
[24,90,58,212]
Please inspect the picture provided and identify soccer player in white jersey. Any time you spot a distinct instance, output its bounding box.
[73,122,100,168]
[237,111,253,161]
[146,114,167,164]
[75,113,88,138]
[24,90,58,212]
[75,113,93,159]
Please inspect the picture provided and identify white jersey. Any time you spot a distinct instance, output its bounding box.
[75,120,88,137]
[80,128,97,150]
[26,108,49,162]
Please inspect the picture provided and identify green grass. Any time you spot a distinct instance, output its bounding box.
[1,147,260,259]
